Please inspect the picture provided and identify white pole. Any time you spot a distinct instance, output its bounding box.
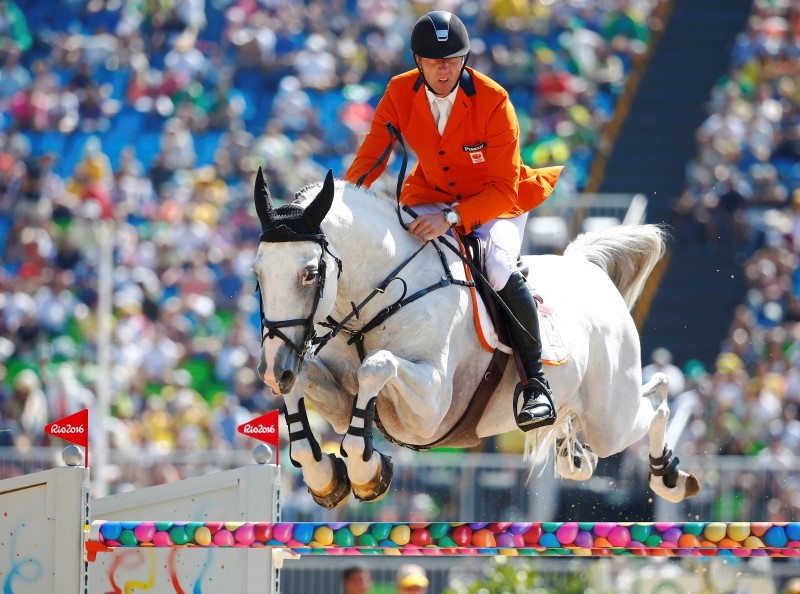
[94,218,113,497]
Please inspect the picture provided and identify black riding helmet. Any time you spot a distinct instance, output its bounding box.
[411,11,470,95]
[410,10,470,59]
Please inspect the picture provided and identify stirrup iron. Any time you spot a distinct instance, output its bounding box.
[513,378,556,432]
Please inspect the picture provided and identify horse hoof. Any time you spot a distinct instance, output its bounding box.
[309,454,351,510]
[352,452,393,502]
[685,473,701,499]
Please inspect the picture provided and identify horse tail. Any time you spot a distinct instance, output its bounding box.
[563,224,667,310]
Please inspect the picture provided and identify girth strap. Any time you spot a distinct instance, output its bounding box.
[374,348,509,451]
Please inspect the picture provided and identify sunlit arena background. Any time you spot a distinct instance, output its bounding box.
[1,0,799,591]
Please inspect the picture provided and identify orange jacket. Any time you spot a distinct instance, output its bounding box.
[345,67,563,233]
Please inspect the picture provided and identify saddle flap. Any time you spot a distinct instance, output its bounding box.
[459,233,511,347]
[455,233,569,366]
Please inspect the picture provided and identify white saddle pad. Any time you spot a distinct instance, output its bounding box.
[451,256,570,366]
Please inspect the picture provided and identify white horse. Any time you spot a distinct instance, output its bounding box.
[252,168,700,509]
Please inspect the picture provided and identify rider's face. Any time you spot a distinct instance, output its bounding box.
[416,56,464,97]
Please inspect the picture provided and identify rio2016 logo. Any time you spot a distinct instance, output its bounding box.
[50,423,85,434]
[243,425,276,434]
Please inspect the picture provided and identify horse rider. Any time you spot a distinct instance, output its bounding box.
[344,10,563,432]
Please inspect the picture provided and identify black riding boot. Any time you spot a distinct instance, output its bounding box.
[497,271,557,431]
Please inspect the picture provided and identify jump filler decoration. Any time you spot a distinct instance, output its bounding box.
[238,409,281,466]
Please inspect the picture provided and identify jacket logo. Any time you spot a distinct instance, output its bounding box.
[470,151,485,164]
[462,142,486,152]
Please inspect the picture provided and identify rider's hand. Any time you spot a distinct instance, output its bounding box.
[408,213,452,241]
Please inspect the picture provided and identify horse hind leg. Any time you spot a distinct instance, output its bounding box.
[554,416,598,482]
[642,372,701,503]
[285,396,351,509]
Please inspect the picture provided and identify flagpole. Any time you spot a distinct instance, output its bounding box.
[95,217,113,496]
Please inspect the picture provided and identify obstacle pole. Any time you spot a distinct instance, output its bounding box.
[87,521,800,558]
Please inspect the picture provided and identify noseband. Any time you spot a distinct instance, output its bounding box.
[257,231,342,359]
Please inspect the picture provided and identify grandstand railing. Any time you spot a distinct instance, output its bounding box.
[1,447,795,523]
[525,192,648,254]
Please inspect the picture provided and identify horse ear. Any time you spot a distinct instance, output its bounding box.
[303,170,335,230]
[253,166,273,230]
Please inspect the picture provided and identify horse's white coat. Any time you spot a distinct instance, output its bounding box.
[254,180,698,505]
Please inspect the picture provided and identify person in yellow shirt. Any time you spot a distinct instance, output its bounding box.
[395,564,429,594]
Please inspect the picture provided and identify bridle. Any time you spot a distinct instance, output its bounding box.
[257,225,464,363]
[257,231,341,359]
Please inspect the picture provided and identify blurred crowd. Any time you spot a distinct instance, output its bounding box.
[666,0,800,520]
[2,0,799,524]
[0,0,666,500]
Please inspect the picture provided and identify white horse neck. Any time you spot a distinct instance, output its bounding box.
[299,181,432,314]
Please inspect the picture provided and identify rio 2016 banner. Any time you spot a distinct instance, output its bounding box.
[45,408,89,466]
[238,409,280,465]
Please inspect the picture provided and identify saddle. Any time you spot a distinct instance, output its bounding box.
[399,234,516,450]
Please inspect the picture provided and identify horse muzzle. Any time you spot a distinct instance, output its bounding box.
[258,343,300,395]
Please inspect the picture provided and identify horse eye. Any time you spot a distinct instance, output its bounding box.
[302,268,318,284]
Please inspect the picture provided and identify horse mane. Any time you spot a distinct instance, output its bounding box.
[563,224,667,310]
[294,178,402,228]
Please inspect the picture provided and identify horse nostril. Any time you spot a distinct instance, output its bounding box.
[278,370,295,392]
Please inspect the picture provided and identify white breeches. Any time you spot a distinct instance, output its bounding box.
[411,203,527,291]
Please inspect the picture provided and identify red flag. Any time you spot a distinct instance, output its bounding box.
[238,409,280,465]
[45,408,89,467]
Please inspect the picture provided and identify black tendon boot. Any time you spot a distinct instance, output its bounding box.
[497,272,557,431]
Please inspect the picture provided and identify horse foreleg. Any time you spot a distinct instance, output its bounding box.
[640,373,701,503]
[340,350,446,502]
[284,389,351,510]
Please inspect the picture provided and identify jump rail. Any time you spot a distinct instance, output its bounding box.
[88,521,800,558]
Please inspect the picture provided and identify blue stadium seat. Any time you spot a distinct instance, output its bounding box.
[135,130,162,169]
[194,131,223,167]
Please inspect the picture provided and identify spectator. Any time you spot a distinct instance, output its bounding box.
[396,563,428,594]
[5,369,48,444]
[0,47,31,104]
[0,0,670,500]
[342,564,373,594]
[642,347,686,398]
[270,75,314,135]
[294,33,338,91]
[160,117,196,172]
[0,0,32,54]
[165,31,207,82]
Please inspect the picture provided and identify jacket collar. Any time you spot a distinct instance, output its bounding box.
[413,68,476,96]
[412,68,475,141]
